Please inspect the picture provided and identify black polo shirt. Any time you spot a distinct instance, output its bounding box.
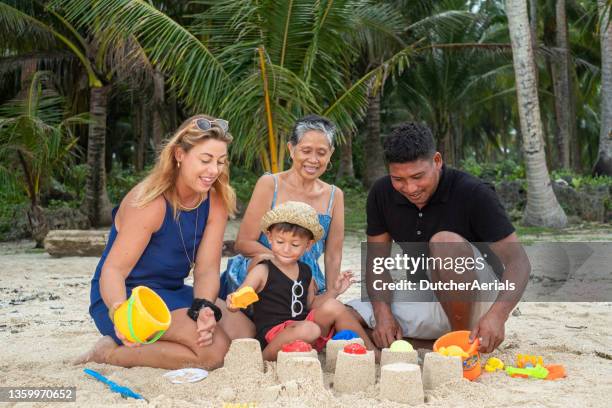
[366,166,515,277]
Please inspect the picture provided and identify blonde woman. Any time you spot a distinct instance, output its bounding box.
[78,115,253,369]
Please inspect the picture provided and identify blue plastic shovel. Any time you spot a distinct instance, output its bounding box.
[84,368,146,401]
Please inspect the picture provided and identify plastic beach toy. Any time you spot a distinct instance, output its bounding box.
[516,353,543,368]
[282,340,312,352]
[344,343,367,355]
[390,340,414,352]
[543,364,566,380]
[484,357,505,372]
[433,330,481,381]
[163,368,209,384]
[332,330,359,340]
[505,364,549,379]
[113,286,171,344]
[84,368,145,400]
[230,286,259,309]
[438,345,469,358]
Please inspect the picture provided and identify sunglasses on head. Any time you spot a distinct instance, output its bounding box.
[195,118,229,133]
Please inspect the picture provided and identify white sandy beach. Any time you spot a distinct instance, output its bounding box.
[1,223,611,407]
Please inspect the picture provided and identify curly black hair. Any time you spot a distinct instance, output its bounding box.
[383,122,436,163]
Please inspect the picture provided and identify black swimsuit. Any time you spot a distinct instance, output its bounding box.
[253,260,312,348]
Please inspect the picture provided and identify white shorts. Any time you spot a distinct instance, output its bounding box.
[347,244,499,339]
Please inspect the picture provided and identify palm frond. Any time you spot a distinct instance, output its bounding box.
[0,1,59,52]
[324,44,416,141]
[51,0,231,114]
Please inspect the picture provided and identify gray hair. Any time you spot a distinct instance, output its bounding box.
[289,114,336,147]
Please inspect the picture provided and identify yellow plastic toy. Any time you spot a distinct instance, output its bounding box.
[516,354,544,368]
[390,340,414,352]
[114,286,171,344]
[230,286,259,309]
[485,357,505,372]
[437,345,469,358]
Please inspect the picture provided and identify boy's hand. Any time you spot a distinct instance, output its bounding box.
[226,294,239,312]
[333,270,354,295]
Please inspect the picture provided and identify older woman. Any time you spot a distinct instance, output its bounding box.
[220,114,345,300]
[78,115,252,369]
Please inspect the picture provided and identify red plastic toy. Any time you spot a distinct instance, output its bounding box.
[343,343,367,355]
[282,340,313,352]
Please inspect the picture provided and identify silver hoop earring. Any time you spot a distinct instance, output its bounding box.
[327,162,333,171]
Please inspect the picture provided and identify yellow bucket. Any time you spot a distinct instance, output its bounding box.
[113,286,171,344]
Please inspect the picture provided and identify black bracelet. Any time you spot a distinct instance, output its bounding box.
[187,298,222,322]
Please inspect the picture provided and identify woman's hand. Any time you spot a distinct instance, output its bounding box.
[247,253,275,272]
[196,307,216,347]
[225,294,239,313]
[332,270,354,296]
[110,302,141,348]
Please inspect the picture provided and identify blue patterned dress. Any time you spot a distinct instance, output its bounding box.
[219,174,336,298]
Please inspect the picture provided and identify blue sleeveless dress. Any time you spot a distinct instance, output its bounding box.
[220,174,335,298]
[89,196,210,344]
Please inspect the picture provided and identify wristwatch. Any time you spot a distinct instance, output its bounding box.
[187,298,222,322]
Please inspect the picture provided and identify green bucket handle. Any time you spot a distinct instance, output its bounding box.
[126,295,166,344]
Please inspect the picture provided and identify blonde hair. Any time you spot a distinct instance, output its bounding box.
[133,114,237,218]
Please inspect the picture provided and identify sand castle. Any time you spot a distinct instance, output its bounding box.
[324,338,365,371]
[223,338,264,373]
[380,347,419,366]
[333,347,375,393]
[276,356,323,385]
[276,349,319,382]
[380,363,424,405]
[422,351,463,390]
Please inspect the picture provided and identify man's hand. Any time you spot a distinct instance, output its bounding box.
[332,270,354,296]
[372,305,403,348]
[196,307,216,347]
[469,309,507,353]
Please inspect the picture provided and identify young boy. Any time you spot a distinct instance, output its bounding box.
[226,201,378,361]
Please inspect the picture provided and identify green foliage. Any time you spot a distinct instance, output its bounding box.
[229,166,260,208]
[106,163,149,205]
[460,157,525,182]
[0,71,88,206]
[335,177,368,233]
[551,169,612,189]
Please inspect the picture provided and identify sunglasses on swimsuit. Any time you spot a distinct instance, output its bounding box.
[195,118,229,133]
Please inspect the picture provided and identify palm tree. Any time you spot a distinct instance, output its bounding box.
[51,0,417,173]
[594,0,612,176]
[550,0,572,169]
[506,0,567,227]
[0,0,159,226]
[0,71,87,246]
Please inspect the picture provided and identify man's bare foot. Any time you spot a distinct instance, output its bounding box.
[73,336,118,365]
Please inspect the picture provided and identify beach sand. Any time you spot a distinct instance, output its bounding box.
[1,223,611,407]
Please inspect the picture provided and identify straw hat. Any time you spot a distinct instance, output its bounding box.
[260,201,324,241]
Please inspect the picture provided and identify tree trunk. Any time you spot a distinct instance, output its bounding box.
[363,92,387,187]
[594,0,612,176]
[27,205,48,248]
[550,0,571,169]
[506,0,567,228]
[152,70,165,150]
[336,133,355,180]
[133,96,146,171]
[529,0,538,51]
[85,85,113,227]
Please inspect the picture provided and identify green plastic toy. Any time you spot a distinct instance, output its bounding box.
[505,364,549,379]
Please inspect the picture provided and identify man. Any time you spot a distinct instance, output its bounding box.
[348,122,530,353]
